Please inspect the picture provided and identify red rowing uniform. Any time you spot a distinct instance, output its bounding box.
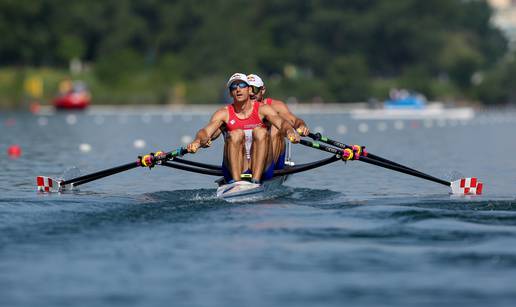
[225,101,265,131]
[263,98,273,106]
[225,101,265,160]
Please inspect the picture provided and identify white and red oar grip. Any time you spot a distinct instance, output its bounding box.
[450,177,483,195]
[36,176,64,193]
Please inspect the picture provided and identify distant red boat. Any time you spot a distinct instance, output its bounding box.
[53,92,91,110]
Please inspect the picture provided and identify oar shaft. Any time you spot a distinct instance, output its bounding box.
[308,132,430,176]
[62,162,138,185]
[161,161,223,176]
[299,140,450,187]
[62,147,187,186]
[300,139,341,155]
[359,156,450,187]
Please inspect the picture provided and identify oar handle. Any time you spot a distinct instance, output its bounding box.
[139,147,188,168]
[299,139,353,159]
[308,132,350,149]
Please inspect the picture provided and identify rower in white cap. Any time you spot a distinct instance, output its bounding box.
[247,74,309,171]
[186,73,300,184]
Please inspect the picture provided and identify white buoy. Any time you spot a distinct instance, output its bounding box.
[181,135,193,144]
[394,120,404,130]
[377,122,387,131]
[66,114,77,125]
[37,117,48,126]
[337,125,347,135]
[79,143,92,153]
[133,139,146,149]
[358,123,369,133]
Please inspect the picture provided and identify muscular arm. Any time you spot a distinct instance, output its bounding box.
[259,104,299,142]
[271,100,307,129]
[209,128,224,143]
[191,108,227,148]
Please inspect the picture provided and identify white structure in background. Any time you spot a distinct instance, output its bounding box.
[489,0,516,49]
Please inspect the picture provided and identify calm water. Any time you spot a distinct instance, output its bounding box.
[1,108,516,307]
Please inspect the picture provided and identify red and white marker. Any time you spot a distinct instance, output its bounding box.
[36,176,75,193]
[450,177,483,195]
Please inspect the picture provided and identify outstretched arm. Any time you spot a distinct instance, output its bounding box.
[208,128,224,144]
[260,104,300,143]
[187,108,227,152]
[271,100,309,136]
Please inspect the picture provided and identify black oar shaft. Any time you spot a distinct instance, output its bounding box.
[172,157,221,170]
[273,156,340,177]
[161,161,223,176]
[62,147,187,186]
[299,140,450,187]
[62,162,138,185]
[359,156,450,187]
[308,132,431,177]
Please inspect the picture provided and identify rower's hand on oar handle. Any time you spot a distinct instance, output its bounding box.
[287,129,300,144]
[201,139,213,148]
[296,126,309,137]
[187,141,201,153]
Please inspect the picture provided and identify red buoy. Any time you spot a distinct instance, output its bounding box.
[7,145,22,158]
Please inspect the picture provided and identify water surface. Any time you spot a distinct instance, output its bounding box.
[1,109,516,307]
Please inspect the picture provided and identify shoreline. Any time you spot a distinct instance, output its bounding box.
[29,101,486,116]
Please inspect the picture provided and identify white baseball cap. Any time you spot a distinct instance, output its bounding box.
[226,73,249,88]
[247,74,264,87]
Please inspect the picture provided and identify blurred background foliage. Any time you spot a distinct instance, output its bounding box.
[0,0,514,107]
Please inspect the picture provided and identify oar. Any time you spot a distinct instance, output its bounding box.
[36,147,188,193]
[298,139,483,195]
[307,132,424,175]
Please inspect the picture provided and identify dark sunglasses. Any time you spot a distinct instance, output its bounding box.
[229,82,249,90]
[251,86,262,94]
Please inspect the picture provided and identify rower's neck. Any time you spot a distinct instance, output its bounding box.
[233,99,252,113]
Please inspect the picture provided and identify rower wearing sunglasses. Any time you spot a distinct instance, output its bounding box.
[187,73,300,184]
[247,74,309,171]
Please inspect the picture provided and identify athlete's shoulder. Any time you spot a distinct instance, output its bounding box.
[258,102,275,114]
[262,97,281,105]
[268,98,287,107]
[212,106,229,120]
[268,98,290,113]
[216,105,229,113]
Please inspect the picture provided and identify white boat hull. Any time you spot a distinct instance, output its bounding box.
[216,176,289,202]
